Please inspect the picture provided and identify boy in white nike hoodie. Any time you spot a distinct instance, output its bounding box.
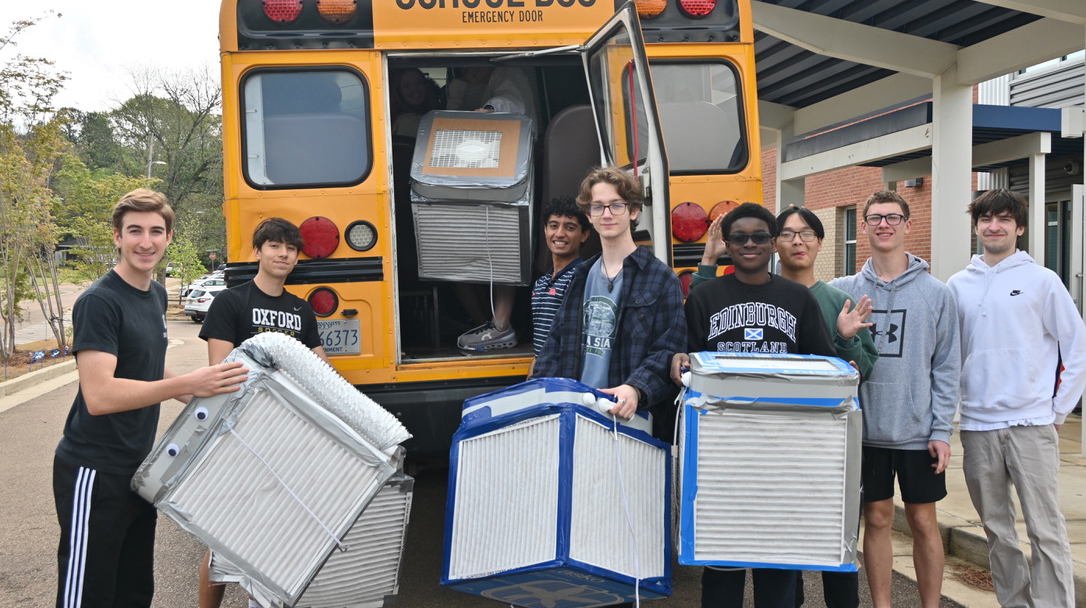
[831,190,960,608]
[947,189,1084,608]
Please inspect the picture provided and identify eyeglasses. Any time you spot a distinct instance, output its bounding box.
[725,231,773,246]
[863,213,907,226]
[589,203,627,216]
[778,230,818,242]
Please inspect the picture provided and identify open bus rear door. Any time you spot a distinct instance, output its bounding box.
[581,3,671,265]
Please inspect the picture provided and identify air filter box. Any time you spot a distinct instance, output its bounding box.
[409,110,534,285]
[132,334,409,607]
[678,352,861,572]
[443,378,671,607]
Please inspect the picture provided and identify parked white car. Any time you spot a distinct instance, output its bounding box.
[181,276,226,298]
[184,286,225,323]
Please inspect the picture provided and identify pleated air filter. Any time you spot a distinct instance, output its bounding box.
[443,378,671,608]
[678,352,862,572]
[133,333,412,607]
[410,110,534,285]
[209,474,414,608]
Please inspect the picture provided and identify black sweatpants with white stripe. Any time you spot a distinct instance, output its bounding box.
[53,456,157,608]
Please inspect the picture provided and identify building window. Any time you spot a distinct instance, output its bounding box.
[843,208,857,275]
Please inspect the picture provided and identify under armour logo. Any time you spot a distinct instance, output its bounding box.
[1010,290,1022,296]
[872,323,899,343]
[744,327,763,340]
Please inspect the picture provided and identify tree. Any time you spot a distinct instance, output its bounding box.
[168,234,208,302]
[0,11,69,361]
[51,157,146,283]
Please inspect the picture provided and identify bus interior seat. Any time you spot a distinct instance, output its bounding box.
[539,104,601,270]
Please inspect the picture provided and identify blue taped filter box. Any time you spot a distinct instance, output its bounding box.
[443,378,671,607]
[678,352,862,572]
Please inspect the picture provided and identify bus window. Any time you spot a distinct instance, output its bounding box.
[242,69,371,188]
[652,62,747,174]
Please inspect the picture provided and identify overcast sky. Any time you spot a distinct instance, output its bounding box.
[6,0,222,113]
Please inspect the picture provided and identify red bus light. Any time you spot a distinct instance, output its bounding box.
[678,270,694,297]
[317,0,356,25]
[671,202,709,243]
[635,0,668,19]
[710,200,739,221]
[308,287,338,317]
[299,216,340,259]
[678,0,716,18]
[262,0,303,24]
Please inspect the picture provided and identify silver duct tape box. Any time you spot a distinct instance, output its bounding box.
[409,110,534,285]
[443,382,672,608]
[411,198,532,285]
[678,352,862,571]
[210,474,414,608]
[409,110,534,203]
[132,335,404,607]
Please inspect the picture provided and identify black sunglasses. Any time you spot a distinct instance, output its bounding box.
[726,231,773,246]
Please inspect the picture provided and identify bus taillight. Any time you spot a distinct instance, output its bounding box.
[308,287,339,317]
[316,0,356,25]
[634,0,667,19]
[672,202,709,243]
[678,270,694,297]
[299,216,340,259]
[678,0,716,18]
[261,0,303,24]
[345,220,377,252]
[710,200,739,221]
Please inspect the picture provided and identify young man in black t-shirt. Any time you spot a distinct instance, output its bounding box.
[196,217,325,608]
[671,202,836,608]
[54,189,248,608]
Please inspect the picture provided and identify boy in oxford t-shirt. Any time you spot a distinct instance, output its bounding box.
[196,217,327,608]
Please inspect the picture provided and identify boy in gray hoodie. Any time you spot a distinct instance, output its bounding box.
[831,190,960,608]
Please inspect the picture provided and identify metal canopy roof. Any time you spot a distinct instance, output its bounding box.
[751,0,1086,138]
[755,0,1042,109]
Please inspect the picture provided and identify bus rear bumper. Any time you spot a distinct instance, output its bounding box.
[356,376,526,459]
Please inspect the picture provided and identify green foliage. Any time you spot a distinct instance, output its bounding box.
[52,156,146,283]
[168,234,208,289]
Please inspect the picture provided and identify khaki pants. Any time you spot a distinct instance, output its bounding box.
[961,425,1075,608]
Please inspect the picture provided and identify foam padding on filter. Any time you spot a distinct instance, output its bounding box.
[232,332,411,450]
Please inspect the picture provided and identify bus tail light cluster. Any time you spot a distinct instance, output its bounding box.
[636,0,719,19]
[671,202,709,243]
[678,0,717,18]
[308,287,339,317]
[710,200,739,221]
[300,216,340,259]
[316,0,357,25]
[261,0,303,24]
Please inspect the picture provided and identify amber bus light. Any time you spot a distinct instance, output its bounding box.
[317,0,357,25]
[634,0,667,19]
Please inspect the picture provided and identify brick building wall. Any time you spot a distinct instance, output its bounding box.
[760,147,937,282]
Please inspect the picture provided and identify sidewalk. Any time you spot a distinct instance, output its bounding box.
[891,414,1086,607]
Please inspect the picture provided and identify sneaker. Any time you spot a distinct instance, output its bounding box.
[457,322,517,352]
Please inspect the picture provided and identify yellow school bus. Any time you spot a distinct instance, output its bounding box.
[218,0,761,455]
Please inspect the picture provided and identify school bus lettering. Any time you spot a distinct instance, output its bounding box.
[463,9,549,22]
[395,0,594,9]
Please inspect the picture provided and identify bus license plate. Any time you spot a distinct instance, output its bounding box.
[318,319,361,356]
